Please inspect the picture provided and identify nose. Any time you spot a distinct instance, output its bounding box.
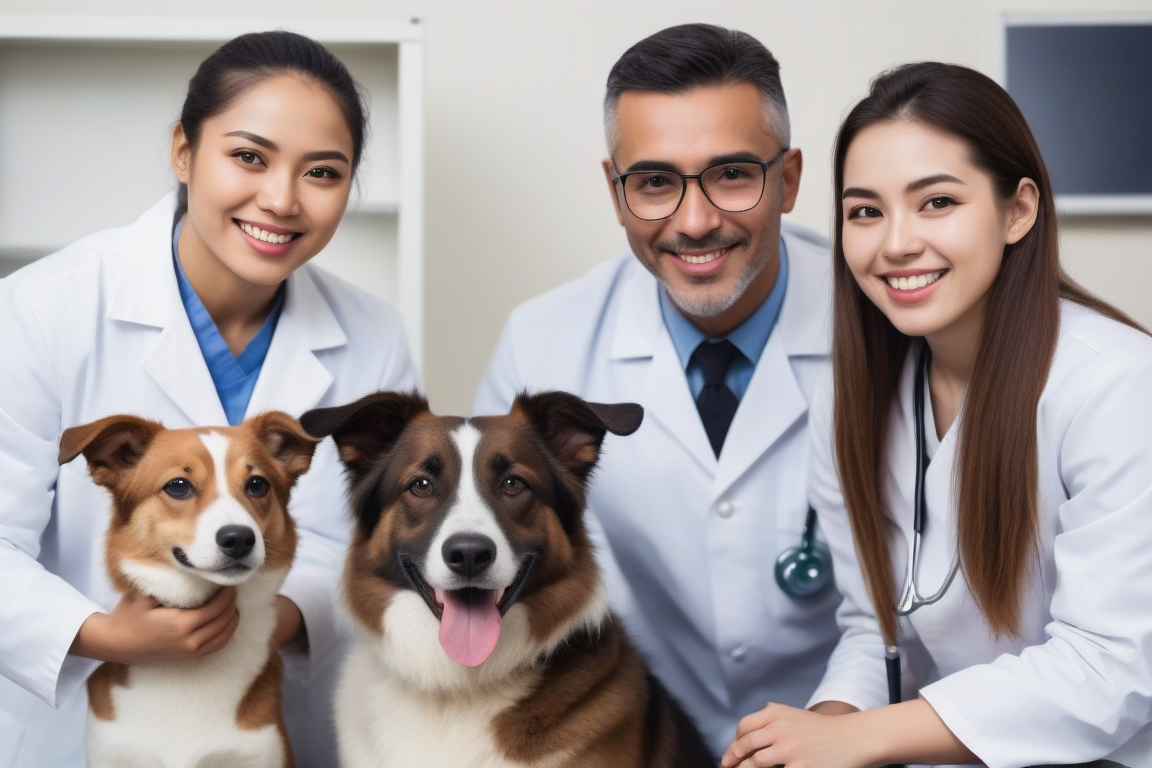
[256,170,301,218]
[673,179,724,239]
[216,525,256,560]
[881,211,924,261]
[442,533,496,579]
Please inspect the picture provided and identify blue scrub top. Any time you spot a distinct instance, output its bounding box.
[658,238,789,402]
[172,219,284,426]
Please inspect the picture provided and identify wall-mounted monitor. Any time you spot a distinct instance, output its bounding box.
[1005,18,1152,215]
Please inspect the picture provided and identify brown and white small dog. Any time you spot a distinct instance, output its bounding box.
[301,391,714,768]
[58,412,319,768]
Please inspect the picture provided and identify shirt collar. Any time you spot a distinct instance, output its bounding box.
[658,237,790,369]
[171,217,285,367]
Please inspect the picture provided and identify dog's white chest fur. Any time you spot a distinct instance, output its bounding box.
[337,642,568,768]
[336,590,607,768]
[87,570,287,768]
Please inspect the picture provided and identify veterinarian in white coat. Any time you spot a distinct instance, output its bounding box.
[724,63,1152,768]
[475,25,841,756]
[0,33,416,767]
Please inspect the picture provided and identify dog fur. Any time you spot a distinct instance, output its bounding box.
[301,390,714,768]
[58,412,319,768]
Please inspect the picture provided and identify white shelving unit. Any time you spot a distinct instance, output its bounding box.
[0,15,425,370]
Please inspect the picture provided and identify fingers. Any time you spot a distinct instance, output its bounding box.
[192,606,241,657]
[736,705,778,738]
[183,595,241,656]
[722,726,776,768]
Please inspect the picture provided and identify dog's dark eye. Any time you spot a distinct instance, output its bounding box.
[163,478,193,499]
[246,476,270,498]
[501,476,525,495]
[410,478,433,496]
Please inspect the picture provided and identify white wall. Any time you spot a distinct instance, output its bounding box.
[2,0,1149,414]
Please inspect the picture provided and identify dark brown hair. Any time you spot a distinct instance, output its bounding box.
[832,62,1142,643]
[176,30,367,219]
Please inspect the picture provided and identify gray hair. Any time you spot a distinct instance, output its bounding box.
[603,24,791,153]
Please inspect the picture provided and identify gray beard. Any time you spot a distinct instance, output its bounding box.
[661,256,763,319]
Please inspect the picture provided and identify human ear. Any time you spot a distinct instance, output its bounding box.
[780,148,803,214]
[170,124,192,184]
[602,159,625,227]
[1005,177,1040,245]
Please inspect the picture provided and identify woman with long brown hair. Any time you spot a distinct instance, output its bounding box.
[722,62,1152,767]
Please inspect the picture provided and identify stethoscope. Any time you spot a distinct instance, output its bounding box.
[887,344,960,717]
[774,506,834,600]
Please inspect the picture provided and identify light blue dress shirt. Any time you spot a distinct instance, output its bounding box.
[172,219,284,425]
[658,239,789,400]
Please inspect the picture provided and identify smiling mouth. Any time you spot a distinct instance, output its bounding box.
[884,269,947,291]
[235,220,302,245]
[398,554,536,620]
[674,247,730,265]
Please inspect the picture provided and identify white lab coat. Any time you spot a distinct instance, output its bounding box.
[808,301,1152,768]
[474,223,843,756]
[0,194,418,767]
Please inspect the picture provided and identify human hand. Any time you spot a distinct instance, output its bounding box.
[71,587,240,665]
[721,702,878,768]
[272,594,308,652]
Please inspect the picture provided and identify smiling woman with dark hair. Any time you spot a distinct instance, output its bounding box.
[0,31,416,766]
[723,62,1152,768]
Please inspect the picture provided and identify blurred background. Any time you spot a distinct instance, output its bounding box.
[1,0,1149,415]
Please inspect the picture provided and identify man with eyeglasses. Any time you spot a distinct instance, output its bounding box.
[474,23,839,758]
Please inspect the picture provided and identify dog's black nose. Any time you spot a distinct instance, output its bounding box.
[216,525,256,559]
[442,533,496,579]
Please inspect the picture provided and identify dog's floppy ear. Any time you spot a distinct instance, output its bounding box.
[58,415,165,489]
[514,391,643,535]
[515,391,643,480]
[300,391,430,480]
[249,411,321,482]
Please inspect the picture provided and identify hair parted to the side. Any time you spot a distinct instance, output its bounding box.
[832,62,1145,645]
[603,23,790,152]
[175,30,368,220]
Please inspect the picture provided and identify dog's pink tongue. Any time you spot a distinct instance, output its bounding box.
[435,588,501,667]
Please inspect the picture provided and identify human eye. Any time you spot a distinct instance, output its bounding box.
[719,165,753,181]
[922,195,955,212]
[626,172,680,196]
[305,166,342,181]
[637,173,674,190]
[847,205,882,220]
[232,150,265,167]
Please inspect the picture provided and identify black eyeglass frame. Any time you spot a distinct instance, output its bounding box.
[609,147,790,222]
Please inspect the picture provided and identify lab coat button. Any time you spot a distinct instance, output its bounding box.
[717,501,734,519]
[730,645,747,661]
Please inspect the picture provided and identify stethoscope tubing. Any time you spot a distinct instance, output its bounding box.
[895,344,960,617]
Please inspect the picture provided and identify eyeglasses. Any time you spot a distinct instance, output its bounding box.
[609,148,788,221]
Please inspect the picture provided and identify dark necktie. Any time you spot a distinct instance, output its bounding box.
[693,339,741,456]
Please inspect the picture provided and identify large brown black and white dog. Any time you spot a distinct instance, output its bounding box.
[58,412,319,768]
[300,391,714,768]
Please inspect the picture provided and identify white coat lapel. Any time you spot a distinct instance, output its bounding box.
[244,265,346,418]
[714,230,833,492]
[610,261,717,475]
[108,194,228,426]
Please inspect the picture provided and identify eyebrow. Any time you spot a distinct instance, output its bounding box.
[224,131,350,164]
[623,151,766,174]
[842,173,966,200]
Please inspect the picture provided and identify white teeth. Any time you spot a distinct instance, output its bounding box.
[239,222,296,244]
[885,270,944,290]
[677,249,724,265]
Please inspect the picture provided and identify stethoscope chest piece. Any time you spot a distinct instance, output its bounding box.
[774,506,834,599]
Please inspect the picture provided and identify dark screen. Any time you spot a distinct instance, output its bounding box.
[1007,24,1152,196]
